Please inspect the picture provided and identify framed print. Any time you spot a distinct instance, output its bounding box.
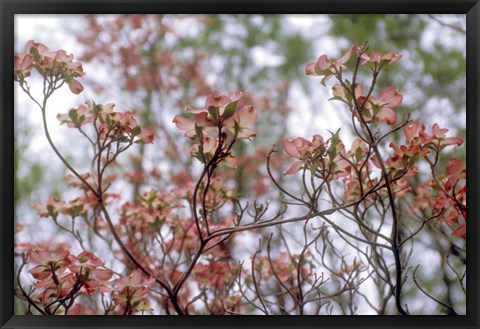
[1,1,479,329]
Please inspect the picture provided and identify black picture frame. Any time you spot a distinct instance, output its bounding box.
[1,1,478,328]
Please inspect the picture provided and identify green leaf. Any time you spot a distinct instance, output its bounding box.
[361,108,372,119]
[92,102,102,117]
[207,106,219,122]
[29,47,41,61]
[354,148,363,163]
[328,128,342,144]
[310,161,318,176]
[194,123,203,139]
[345,79,352,90]
[320,77,327,87]
[328,146,337,161]
[46,204,55,216]
[408,152,420,168]
[132,126,141,137]
[222,101,238,120]
[233,120,240,140]
[69,109,78,123]
[328,96,348,104]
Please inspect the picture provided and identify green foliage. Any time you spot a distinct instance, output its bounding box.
[14,137,44,204]
[328,14,466,112]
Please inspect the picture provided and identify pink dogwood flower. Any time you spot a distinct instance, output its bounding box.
[185,91,243,122]
[28,250,71,280]
[224,105,257,139]
[357,49,402,66]
[283,135,324,175]
[57,100,154,144]
[22,40,85,94]
[112,269,154,313]
[68,251,113,294]
[139,128,155,143]
[174,92,256,168]
[431,124,464,149]
[67,79,84,95]
[173,112,216,139]
[305,45,354,84]
[357,86,403,125]
[14,53,34,81]
[34,272,76,304]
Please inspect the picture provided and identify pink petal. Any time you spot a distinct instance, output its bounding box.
[377,107,397,125]
[237,105,256,127]
[370,155,381,169]
[446,158,463,177]
[389,54,402,64]
[333,157,351,177]
[95,268,114,281]
[284,160,303,176]
[172,115,194,131]
[403,121,421,142]
[353,83,364,97]
[202,136,218,153]
[382,51,402,64]
[337,45,353,65]
[444,136,464,146]
[432,123,448,138]
[332,84,345,98]
[185,130,197,139]
[28,266,51,280]
[224,155,239,169]
[378,86,402,108]
[68,79,84,95]
[312,135,324,148]
[100,285,113,293]
[25,40,49,54]
[55,49,73,62]
[193,112,216,127]
[29,250,69,264]
[359,53,370,65]
[452,224,466,238]
[139,128,155,143]
[283,139,301,158]
[230,91,243,102]
[369,51,382,62]
[316,54,331,71]
[305,63,318,76]
[15,53,34,71]
[236,127,256,139]
[130,269,143,285]
[185,106,207,114]
[206,94,231,108]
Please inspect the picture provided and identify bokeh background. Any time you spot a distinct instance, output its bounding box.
[14,14,466,315]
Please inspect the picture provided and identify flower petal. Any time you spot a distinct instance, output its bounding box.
[284,160,303,176]
[378,86,402,108]
[95,268,114,281]
[283,139,301,158]
[316,54,331,71]
[68,79,84,95]
[305,63,318,76]
[452,224,466,238]
[377,107,397,125]
[139,128,155,143]
[173,115,194,131]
